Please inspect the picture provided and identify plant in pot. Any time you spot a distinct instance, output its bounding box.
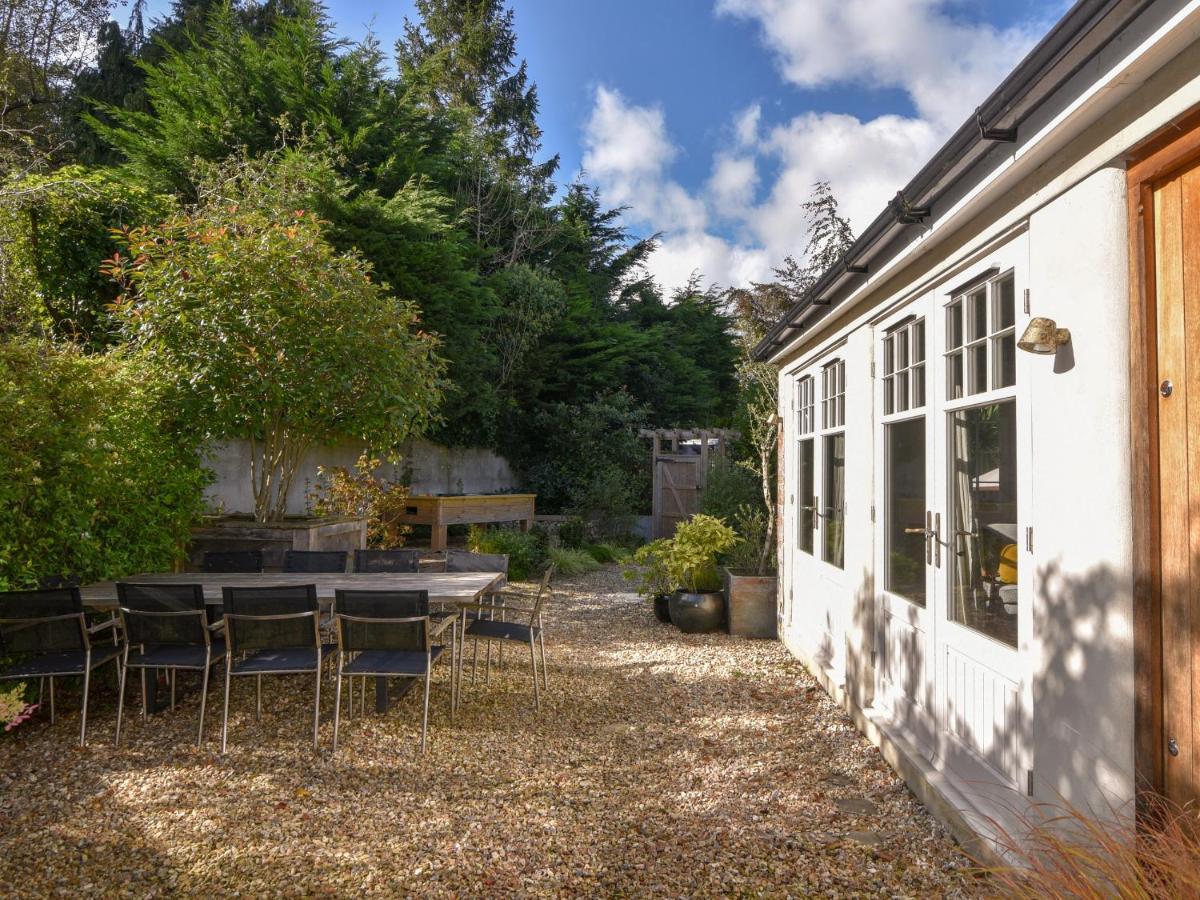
[623,539,675,623]
[662,514,738,633]
[718,281,788,638]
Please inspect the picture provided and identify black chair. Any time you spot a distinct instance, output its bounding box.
[282,550,348,574]
[115,583,223,747]
[220,585,329,752]
[444,551,508,675]
[459,565,554,712]
[332,590,451,753]
[0,588,122,746]
[202,550,264,574]
[353,549,420,574]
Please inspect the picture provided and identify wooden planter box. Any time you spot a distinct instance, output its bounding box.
[724,569,779,639]
[188,515,367,571]
[394,493,536,550]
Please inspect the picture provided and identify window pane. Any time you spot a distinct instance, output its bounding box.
[969,289,987,341]
[897,330,909,371]
[996,275,1015,331]
[884,336,894,376]
[798,439,815,554]
[884,376,895,415]
[949,352,964,400]
[913,364,926,407]
[969,344,987,395]
[947,302,963,349]
[822,433,845,569]
[887,417,926,606]
[948,401,1018,648]
[913,320,925,363]
[897,372,909,412]
[996,332,1016,388]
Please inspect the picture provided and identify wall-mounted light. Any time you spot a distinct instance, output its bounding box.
[1017,317,1071,354]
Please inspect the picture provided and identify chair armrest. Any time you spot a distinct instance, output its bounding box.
[87,616,120,635]
[457,602,536,615]
[429,613,456,637]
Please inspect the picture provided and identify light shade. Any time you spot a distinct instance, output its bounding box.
[1017,317,1071,354]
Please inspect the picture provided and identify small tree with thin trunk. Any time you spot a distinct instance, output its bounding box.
[727,181,855,574]
[106,154,445,523]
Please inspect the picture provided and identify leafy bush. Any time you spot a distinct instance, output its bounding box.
[0,166,172,346]
[548,547,601,578]
[504,390,650,521]
[0,339,210,591]
[308,454,413,548]
[623,539,675,598]
[662,514,738,593]
[558,516,586,549]
[699,457,760,523]
[105,151,445,523]
[467,525,545,581]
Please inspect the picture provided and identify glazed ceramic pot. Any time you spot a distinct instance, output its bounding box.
[652,593,672,623]
[669,590,725,633]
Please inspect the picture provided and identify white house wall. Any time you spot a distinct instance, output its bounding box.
[774,23,1200,848]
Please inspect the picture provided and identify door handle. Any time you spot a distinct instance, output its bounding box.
[904,511,935,565]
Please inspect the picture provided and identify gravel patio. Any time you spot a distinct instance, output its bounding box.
[0,566,979,896]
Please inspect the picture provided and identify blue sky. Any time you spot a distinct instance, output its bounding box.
[134,0,1066,291]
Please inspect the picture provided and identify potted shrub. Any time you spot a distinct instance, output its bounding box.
[719,287,783,638]
[723,505,779,639]
[663,514,738,633]
[624,539,675,623]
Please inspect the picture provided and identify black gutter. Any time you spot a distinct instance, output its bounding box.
[753,0,1156,361]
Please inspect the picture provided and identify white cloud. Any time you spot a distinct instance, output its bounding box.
[708,153,758,219]
[579,2,1047,295]
[734,103,762,148]
[752,112,939,258]
[715,0,1042,132]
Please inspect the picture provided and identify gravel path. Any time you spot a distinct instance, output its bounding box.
[0,566,979,897]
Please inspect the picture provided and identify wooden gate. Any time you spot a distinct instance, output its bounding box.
[641,429,737,539]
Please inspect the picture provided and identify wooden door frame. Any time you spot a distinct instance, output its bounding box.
[1127,105,1200,814]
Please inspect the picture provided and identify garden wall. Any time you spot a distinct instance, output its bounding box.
[205,438,518,516]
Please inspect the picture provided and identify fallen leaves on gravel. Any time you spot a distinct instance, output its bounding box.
[0,566,979,897]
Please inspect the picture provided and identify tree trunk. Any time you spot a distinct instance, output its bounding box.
[756,420,778,576]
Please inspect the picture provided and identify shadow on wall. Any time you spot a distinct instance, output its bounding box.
[804,553,1138,838]
[1030,560,1135,816]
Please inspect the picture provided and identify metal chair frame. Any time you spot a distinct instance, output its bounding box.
[115,595,222,747]
[332,612,444,753]
[458,565,554,712]
[0,606,122,746]
[220,604,324,753]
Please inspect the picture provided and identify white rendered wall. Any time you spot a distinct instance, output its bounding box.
[1026,165,1135,814]
[205,438,519,517]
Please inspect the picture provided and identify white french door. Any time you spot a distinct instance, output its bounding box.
[931,238,1033,792]
[874,236,1033,792]
[873,296,938,756]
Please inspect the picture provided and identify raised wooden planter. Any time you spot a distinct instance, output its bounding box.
[724,569,779,639]
[395,493,536,550]
[188,515,367,571]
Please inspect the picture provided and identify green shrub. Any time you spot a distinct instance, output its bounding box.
[558,516,586,549]
[0,339,211,591]
[467,525,545,581]
[699,457,760,522]
[548,547,601,578]
[623,539,674,598]
[662,514,738,593]
[584,543,618,564]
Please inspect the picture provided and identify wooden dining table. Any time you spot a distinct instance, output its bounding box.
[79,571,504,715]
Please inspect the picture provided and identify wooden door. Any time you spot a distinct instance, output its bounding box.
[1153,155,1200,806]
[656,457,700,537]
